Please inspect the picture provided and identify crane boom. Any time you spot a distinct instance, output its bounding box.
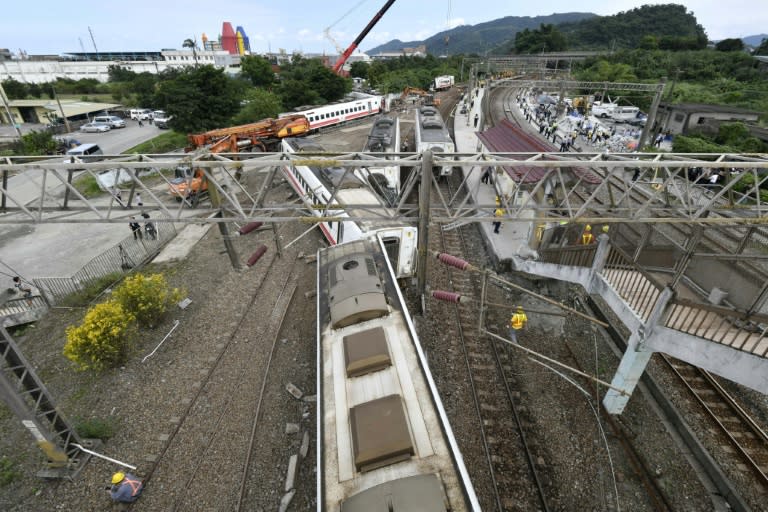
[332,0,397,74]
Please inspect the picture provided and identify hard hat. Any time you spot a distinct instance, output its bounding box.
[495,196,501,205]
[516,305,523,311]
[585,225,592,231]
[112,472,125,484]
[602,225,610,233]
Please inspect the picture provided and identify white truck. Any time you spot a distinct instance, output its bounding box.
[433,75,455,91]
[591,101,617,118]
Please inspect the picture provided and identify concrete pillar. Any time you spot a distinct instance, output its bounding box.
[603,287,673,414]
[586,233,610,294]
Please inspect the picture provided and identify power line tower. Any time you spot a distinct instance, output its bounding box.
[0,327,94,478]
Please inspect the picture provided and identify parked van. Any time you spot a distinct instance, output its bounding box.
[93,115,126,128]
[129,109,152,120]
[610,106,641,122]
[65,143,104,162]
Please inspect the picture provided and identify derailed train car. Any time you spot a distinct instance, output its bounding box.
[317,235,480,511]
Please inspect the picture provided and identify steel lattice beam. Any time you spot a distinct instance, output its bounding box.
[0,151,766,225]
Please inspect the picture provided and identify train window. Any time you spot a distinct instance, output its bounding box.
[343,326,391,378]
[350,394,414,472]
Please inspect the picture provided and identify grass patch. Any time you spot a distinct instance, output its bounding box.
[0,456,22,486]
[124,131,187,154]
[60,272,125,307]
[72,173,103,198]
[75,417,115,440]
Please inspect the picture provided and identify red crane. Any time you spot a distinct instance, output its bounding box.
[332,0,397,75]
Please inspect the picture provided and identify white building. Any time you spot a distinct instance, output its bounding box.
[0,50,240,84]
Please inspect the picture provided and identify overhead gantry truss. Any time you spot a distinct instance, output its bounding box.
[0,151,767,226]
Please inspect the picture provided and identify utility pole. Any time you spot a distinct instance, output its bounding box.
[51,86,72,133]
[416,151,433,311]
[0,82,23,139]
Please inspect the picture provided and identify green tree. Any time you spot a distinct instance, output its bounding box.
[514,24,567,54]
[1,78,27,99]
[756,38,768,55]
[349,61,369,80]
[182,38,199,67]
[715,38,745,52]
[19,130,58,155]
[276,56,350,109]
[154,65,244,133]
[240,55,275,87]
[232,88,283,125]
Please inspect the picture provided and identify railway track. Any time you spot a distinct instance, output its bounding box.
[136,246,301,511]
[662,355,768,490]
[427,174,551,511]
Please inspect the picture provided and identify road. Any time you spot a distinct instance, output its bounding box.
[0,122,172,286]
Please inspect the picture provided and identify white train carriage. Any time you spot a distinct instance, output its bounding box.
[281,137,416,278]
[280,94,384,131]
[414,106,455,176]
[317,236,479,511]
[362,115,401,193]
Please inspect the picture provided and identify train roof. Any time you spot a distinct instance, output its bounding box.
[416,108,452,145]
[317,237,476,511]
[283,138,365,190]
[363,116,398,153]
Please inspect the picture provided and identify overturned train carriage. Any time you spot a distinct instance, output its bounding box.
[317,236,479,511]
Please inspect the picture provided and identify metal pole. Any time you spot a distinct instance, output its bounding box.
[639,78,666,150]
[416,150,433,308]
[52,86,72,134]
[0,82,22,138]
[72,443,136,470]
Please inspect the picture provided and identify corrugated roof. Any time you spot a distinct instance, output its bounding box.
[476,119,601,184]
[8,99,122,117]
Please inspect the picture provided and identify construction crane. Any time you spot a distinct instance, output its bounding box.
[171,115,310,201]
[332,0,397,75]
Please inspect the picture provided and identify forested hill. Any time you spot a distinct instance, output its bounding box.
[555,4,708,51]
[365,12,596,56]
[367,4,709,56]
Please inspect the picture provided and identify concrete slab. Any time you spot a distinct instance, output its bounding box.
[153,223,212,263]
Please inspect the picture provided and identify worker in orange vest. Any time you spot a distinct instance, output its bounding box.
[109,471,144,503]
[509,306,528,343]
[581,224,594,244]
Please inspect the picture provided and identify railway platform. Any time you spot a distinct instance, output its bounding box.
[450,84,768,415]
[452,85,537,265]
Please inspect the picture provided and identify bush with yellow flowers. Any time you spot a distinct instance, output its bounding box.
[64,301,136,371]
[112,273,183,328]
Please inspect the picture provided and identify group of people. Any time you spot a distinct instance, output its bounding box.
[129,212,156,240]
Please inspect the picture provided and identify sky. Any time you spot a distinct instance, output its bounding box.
[4,1,767,56]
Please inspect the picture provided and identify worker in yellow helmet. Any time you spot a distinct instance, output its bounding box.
[602,225,610,234]
[109,471,144,504]
[509,306,527,343]
[581,224,594,245]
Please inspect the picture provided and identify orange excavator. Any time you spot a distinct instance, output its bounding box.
[399,87,440,106]
[170,115,310,202]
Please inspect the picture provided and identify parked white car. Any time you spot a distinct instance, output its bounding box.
[80,122,111,133]
[93,115,126,128]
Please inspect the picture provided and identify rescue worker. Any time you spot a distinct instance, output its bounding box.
[581,224,594,245]
[492,197,504,234]
[109,471,143,504]
[12,276,32,297]
[509,306,527,343]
